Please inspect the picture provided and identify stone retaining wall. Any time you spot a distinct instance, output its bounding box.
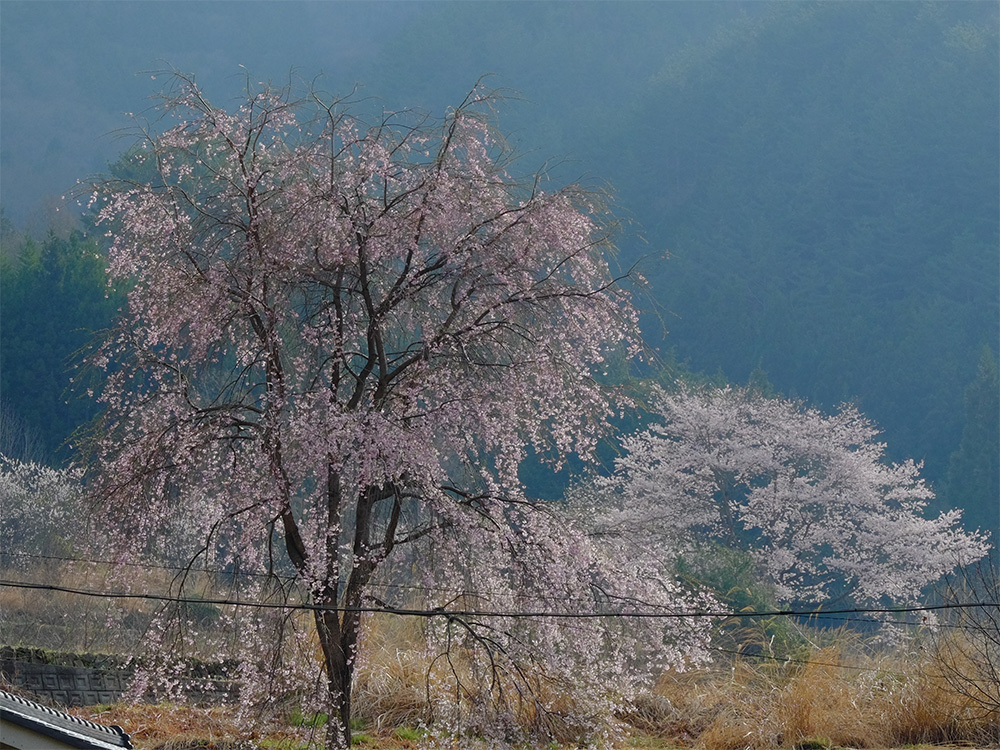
[0,648,129,707]
[0,647,235,707]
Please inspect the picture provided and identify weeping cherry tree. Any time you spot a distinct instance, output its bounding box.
[84,74,711,747]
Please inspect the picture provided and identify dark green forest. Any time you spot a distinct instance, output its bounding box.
[0,219,120,462]
[1,2,996,535]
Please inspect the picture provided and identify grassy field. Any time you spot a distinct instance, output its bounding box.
[64,697,997,750]
[53,619,998,750]
[4,561,998,749]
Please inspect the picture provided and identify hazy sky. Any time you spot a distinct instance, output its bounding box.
[0,1,750,228]
[0,2,437,225]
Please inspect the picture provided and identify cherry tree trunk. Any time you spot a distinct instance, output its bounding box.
[315,609,355,750]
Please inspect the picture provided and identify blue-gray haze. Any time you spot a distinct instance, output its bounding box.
[1,1,997,534]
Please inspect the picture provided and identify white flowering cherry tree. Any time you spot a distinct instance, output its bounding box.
[0,455,86,565]
[86,74,710,747]
[582,384,990,607]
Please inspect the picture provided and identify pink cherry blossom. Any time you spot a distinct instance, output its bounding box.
[581,383,990,608]
[85,74,709,748]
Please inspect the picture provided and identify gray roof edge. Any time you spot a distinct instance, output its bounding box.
[0,690,133,749]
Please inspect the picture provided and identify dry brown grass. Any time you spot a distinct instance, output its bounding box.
[642,634,999,749]
[0,565,142,653]
[0,559,229,655]
[353,613,432,732]
[60,632,1000,750]
[69,703,242,749]
[70,701,447,750]
[8,558,999,748]
[358,613,572,743]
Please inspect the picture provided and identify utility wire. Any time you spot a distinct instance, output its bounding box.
[3,551,993,626]
[1,578,996,620]
[3,551,994,633]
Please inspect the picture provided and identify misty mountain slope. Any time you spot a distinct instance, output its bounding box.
[1,2,995,530]
[593,2,998,501]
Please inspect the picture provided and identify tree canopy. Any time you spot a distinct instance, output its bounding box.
[578,384,990,608]
[84,75,709,748]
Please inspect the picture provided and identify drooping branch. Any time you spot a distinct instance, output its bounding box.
[84,73,700,748]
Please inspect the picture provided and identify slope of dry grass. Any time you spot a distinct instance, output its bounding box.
[643,635,998,749]
[4,558,998,748]
[56,629,997,750]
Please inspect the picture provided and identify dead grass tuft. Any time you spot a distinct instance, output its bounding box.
[353,613,433,732]
[146,739,248,750]
[640,633,1000,749]
[69,703,241,749]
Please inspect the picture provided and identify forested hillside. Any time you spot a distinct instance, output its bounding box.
[0,223,120,462]
[333,0,1000,529]
[1,1,996,532]
[608,4,1000,458]
[596,2,998,528]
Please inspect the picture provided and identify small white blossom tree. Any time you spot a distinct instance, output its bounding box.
[0,454,86,566]
[582,384,990,607]
[85,74,711,747]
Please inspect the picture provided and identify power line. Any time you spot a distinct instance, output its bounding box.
[3,550,995,633]
[4,551,995,624]
[1,578,996,621]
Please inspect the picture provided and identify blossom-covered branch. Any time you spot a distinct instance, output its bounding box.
[85,73,709,748]
[579,384,990,608]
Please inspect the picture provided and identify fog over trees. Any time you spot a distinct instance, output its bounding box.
[3,5,995,532]
[1,3,997,744]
